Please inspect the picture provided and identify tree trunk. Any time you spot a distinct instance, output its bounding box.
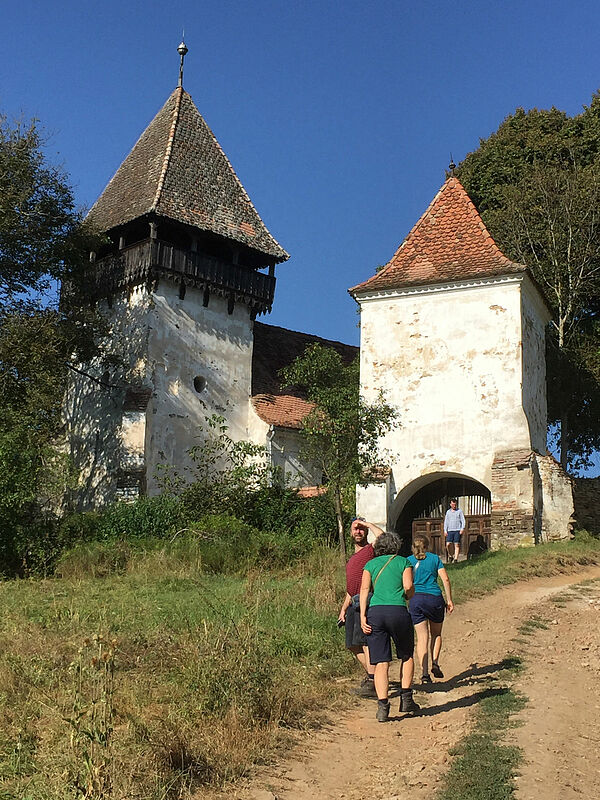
[560,409,569,471]
[333,486,347,564]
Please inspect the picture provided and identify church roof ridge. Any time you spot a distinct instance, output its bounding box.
[349,175,527,295]
[87,87,289,262]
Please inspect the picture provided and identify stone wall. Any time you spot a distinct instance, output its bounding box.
[535,454,573,542]
[572,477,600,535]
[490,450,536,547]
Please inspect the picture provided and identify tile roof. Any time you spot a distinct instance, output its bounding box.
[87,88,288,262]
[251,322,358,429]
[349,176,527,295]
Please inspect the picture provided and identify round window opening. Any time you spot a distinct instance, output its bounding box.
[193,376,206,393]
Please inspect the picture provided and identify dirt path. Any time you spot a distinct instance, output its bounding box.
[216,567,600,800]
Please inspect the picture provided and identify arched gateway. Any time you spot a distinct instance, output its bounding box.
[392,474,491,556]
[350,175,574,547]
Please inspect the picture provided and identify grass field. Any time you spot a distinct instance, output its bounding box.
[0,537,598,798]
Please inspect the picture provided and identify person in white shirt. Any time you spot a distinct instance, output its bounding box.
[443,498,465,563]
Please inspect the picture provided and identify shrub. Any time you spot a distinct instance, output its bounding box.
[95,495,185,541]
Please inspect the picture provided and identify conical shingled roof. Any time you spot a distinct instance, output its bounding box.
[349,176,527,294]
[87,87,289,262]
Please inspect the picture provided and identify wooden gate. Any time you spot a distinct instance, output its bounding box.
[411,516,491,558]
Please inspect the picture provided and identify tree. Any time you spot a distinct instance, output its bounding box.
[280,344,398,560]
[457,98,600,471]
[0,115,103,573]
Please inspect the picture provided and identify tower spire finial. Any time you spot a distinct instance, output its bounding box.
[177,37,188,88]
[448,153,456,176]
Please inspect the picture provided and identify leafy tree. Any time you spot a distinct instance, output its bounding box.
[280,344,398,560]
[0,115,103,573]
[457,98,600,471]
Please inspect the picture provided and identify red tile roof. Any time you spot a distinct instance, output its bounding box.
[251,393,314,429]
[251,322,358,429]
[87,88,288,262]
[350,176,527,295]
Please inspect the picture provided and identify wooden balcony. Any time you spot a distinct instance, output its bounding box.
[91,239,276,314]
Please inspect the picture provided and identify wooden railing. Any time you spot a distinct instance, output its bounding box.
[92,239,276,311]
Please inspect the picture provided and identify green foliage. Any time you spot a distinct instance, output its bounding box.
[457,97,600,471]
[0,115,106,576]
[96,495,184,541]
[280,344,398,556]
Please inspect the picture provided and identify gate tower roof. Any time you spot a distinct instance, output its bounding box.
[87,87,289,263]
[350,176,527,295]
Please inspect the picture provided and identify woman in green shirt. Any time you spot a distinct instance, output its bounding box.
[359,531,419,722]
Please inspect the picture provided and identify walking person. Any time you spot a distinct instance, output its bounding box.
[443,497,465,562]
[359,531,419,722]
[408,534,454,683]
[338,518,383,697]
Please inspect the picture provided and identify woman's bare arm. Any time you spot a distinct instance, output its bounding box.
[359,570,373,633]
[403,565,415,600]
[438,567,454,613]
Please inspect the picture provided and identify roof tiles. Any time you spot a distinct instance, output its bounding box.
[350,176,526,294]
[251,322,358,429]
[87,88,288,262]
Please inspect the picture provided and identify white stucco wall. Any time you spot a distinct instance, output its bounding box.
[145,282,255,494]
[63,285,152,507]
[356,276,548,525]
[521,278,551,453]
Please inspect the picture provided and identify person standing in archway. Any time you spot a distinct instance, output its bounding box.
[444,497,465,563]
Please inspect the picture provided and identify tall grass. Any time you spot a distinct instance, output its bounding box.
[0,538,598,797]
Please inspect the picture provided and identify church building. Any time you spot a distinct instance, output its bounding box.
[65,44,575,548]
[64,45,355,507]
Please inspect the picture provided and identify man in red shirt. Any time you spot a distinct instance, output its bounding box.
[338,517,384,697]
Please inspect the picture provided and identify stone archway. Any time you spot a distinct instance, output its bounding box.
[392,473,491,557]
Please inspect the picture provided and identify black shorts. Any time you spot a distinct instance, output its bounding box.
[409,593,446,625]
[366,605,414,664]
[345,604,367,649]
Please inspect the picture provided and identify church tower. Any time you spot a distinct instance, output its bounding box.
[65,44,289,506]
[350,175,573,550]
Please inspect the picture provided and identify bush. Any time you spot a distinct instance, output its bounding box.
[95,495,185,541]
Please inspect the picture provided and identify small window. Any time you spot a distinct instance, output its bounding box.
[193,376,206,393]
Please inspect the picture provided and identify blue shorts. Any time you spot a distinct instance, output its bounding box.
[366,605,414,664]
[446,530,461,543]
[409,593,446,625]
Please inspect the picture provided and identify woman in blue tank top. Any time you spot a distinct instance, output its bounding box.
[407,534,454,683]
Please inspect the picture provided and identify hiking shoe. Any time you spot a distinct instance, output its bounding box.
[376,700,390,722]
[400,691,421,714]
[431,663,444,679]
[421,674,432,685]
[353,676,377,698]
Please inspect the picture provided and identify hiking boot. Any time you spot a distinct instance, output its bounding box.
[421,673,432,685]
[399,690,420,714]
[353,676,377,698]
[376,700,390,722]
[431,663,444,679]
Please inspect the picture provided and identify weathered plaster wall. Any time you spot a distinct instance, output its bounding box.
[521,278,550,453]
[63,286,152,507]
[145,282,254,495]
[268,427,322,487]
[535,454,573,542]
[358,279,535,525]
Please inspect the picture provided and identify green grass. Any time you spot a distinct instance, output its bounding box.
[0,538,598,798]
[438,659,526,800]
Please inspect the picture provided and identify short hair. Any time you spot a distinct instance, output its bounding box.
[412,534,429,560]
[450,497,458,503]
[373,531,402,557]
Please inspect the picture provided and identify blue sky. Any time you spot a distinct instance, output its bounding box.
[2,1,600,472]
